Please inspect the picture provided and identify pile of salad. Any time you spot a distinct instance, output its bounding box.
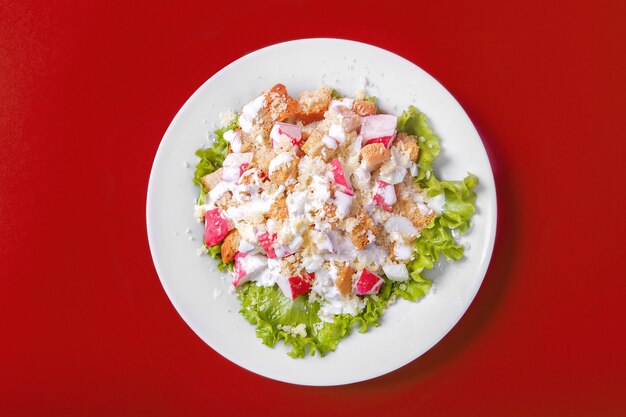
[193,84,478,357]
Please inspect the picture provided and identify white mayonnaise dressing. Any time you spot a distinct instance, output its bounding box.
[254,258,283,287]
[206,181,230,203]
[322,135,337,149]
[378,148,412,185]
[378,183,397,206]
[328,124,346,144]
[323,231,357,263]
[222,152,253,183]
[332,191,353,219]
[238,239,256,253]
[238,95,265,133]
[286,191,307,217]
[428,193,446,214]
[223,129,242,153]
[385,215,418,238]
[311,230,334,253]
[268,152,294,176]
[417,203,434,216]
[356,243,387,270]
[328,98,354,112]
[307,176,331,212]
[393,243,413,261]
[225,186,283,222]
[382,263,409,281]
[301,254,324,273]
[351,165,372,191]
[311,267,364,323]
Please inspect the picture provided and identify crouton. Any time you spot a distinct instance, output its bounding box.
[264,84,298,121]
[253,149,276,174]
[360,143,390,172]
[348,210,378,250]
[352,99,377,116]
[301,129,324,157]
[266,195,288,221]
[395,194,436,230]
[392,132,420,162]
[322,201,339,227]
[389,241,398,262]
[301,129,335,161]
[296,86,332,124]
[200,168,223,192]
[221,229,240,264]
[255,111,276,136]
[335,264,355,296]
[269,156,299,184]
[301,121,320,141]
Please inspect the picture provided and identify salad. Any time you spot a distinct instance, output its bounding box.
[193,84,478,357]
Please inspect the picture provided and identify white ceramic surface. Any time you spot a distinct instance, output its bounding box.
[146,38,497,386]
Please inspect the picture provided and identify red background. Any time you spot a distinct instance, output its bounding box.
[1,1,625,416]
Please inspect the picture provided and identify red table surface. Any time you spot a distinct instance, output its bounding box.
[1,1,625,416]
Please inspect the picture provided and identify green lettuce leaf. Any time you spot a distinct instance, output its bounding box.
[203,243,233,272]
[427,174,478,234]
[330,89,343,99]
[194,121,238,270]
[397,105,441,187]
[237,282,394,358]
[193,120,237,191]
[398,105,479,278]
[393,273,432,302]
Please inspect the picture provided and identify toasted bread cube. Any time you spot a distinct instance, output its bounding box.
[352,100,377,116]
[395,194,436,230]
[348,210,378,250]
[393,132,420,162]
[301,128,324,156]
[301,121,320,141]
[322,201,339,227]
[269,155,299,183]
[360,143,390,172]
[252,149,276,174]
[258,109,275,129]
[265,84,298,121]
[266,195,288,221]
[301,130,335,161]
[221,229,240,264]
[335,264,355,296]
[200,168,223,192]
[296,86,332,124]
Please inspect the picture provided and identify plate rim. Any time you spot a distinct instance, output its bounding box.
[146,37,498,386]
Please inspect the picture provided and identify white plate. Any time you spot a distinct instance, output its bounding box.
[146,38,497,386]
